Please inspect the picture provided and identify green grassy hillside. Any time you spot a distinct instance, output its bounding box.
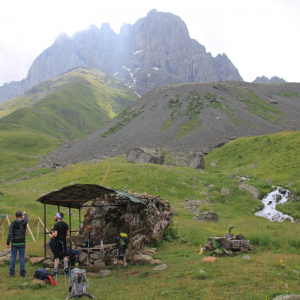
[0,67,137,180]
[0,132,299,299]
[0,68,138,139]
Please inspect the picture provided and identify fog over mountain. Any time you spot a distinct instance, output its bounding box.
[0,9,242,104]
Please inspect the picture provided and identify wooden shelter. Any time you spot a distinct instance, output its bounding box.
[36,184,146,265]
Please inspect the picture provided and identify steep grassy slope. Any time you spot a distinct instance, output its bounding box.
[0,132,300,299]
[0,67,137,179]
[0,67,138,139]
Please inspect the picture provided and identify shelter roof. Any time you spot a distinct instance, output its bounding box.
[36,184,146,209]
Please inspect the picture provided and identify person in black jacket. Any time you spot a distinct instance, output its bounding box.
[52,212,69,276]
[6,210,28,277]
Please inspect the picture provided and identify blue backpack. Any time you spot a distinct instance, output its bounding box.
[33,268,51,280]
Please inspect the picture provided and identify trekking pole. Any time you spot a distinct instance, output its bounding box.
[63,245,67,292]
[69,242,71,285]
[126,254,128,279]
[87,231,90,267]
[117,249,119,279]
[56,265,58,286]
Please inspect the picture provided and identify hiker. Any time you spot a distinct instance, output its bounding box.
[6,210,28,277]
[49,228,80,258]
[52,212,69,276]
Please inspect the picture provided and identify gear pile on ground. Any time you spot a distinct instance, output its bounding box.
[204,233,253,255]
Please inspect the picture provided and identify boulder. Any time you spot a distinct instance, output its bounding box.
[273,295,300,300]
[133,254,153,264]
[221,188,230,195]
[210,162,216,167]
[231,174,236,180]
[139,249,156,257]
[239,183,261,199]
[153,264,167,271]
[42,259,54,268]
[111,258,123,266]
[31,279,45,286]
[184,153,205,169]
[199,269,206,273]
[94,259,106,267]
[242,255,251,260]
[99,270,111,276]
[29,257,45,264]
[151,259,162,265]
[193,211,218,222]
[126,148,164,165]
[79,251,87,263]
[265,179,272,184]
[90,253,105,260]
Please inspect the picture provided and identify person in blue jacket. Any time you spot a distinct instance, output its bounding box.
[6,210,28,277]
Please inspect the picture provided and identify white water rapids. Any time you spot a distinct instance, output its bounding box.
[255,187,294,222]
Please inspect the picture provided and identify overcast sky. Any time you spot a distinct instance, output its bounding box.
[1,0,300,86]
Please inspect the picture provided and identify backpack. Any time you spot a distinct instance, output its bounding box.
[67,268,94,299]
[33,268,56,286]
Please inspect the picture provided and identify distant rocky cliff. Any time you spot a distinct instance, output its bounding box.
[252,76,286,84]
[0,9,243,104]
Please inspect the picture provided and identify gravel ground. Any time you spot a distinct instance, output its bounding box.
[44,81,300,166]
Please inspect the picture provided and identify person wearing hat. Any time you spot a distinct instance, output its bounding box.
[6,210,28,277]
[52,212,69,275]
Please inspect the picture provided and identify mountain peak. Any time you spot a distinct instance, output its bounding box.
[147,9,158,16]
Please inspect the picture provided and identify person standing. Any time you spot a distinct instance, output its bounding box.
[52,212,69,275]
[6,210,28,277]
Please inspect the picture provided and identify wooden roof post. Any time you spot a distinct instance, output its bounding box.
[44,202,47,259]
[129,200,133,265]
[69,205,72,239]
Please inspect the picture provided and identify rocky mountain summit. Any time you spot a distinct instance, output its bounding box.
[0,9,242,104]
[252,76,286,84]
[43,81,300,166]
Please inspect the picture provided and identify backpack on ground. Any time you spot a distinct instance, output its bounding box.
[66,268,94,300]
[33,268,57,286]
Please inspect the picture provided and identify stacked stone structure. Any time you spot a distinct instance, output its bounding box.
[204,234,253,255]
[82,191,175,246]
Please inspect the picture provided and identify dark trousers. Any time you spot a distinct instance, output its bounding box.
[10,244,26,276]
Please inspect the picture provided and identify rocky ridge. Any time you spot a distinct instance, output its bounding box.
[253,76,286,84]
[42,81,300,166]
[0,9,242,104]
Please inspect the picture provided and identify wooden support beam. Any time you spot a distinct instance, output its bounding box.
[69,205,72,239]
[26,219,37,235]
[44,203,47,259]
[132,228,146,234]
[7,215,40,220]
[129,200,133,265]
[101,164,112,186]
[6,215,11,226]
[38,218,51,238]
[1,217,4,244]
[37,220,39,240]
[26,223,36,242]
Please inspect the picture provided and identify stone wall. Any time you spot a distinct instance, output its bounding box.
[82,191,175,246]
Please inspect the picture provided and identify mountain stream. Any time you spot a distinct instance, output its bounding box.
[255,187,294,222]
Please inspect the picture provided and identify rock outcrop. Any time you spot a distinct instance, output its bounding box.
[239,183,260,199]
[193,210,218,222]
[126,148,164,165]
[0,10,242,103]
[253,76,286,84]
